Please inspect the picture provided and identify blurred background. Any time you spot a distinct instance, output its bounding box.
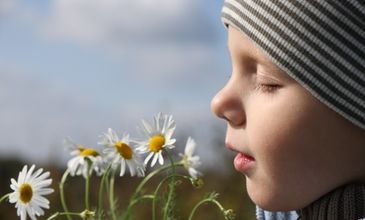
[0,0,255,219]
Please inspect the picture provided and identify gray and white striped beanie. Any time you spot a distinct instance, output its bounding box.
[221,0,365,130]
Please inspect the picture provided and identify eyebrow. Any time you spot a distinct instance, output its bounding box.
[259,60,294,82]
[227,41,258,66]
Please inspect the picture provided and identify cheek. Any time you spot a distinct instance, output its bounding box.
[251,106,322,183]
[245,90,339,209]
[247,90,317,161]
[248,99,319,182]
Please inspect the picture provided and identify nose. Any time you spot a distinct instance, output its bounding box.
[211,78,245,126]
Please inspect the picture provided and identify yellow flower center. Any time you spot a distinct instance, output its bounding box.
[182,155,189,168]
[79,148,99,157]
[149,135,165,153]
[78,145,86,152]
[19,183,33,204]
[114,141,133,159]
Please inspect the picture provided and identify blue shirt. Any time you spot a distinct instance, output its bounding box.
[256,206,298,220]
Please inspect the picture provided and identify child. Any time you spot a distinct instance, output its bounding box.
[211,1,365,219]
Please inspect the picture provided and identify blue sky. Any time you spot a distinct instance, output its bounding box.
[0,0,232,168]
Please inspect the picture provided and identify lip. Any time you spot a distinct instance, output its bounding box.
[234,152,255,173]
[226,142,255,173]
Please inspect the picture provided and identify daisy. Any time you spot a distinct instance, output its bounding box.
[64,138,104,178]
[137,112,176,167]
[9,164,54,220]
[99,128,145,177]
[179,137,202,179]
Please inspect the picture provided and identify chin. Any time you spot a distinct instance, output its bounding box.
[249,195,300,212]
[246,180,304,212]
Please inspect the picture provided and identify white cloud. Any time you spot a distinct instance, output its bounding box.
[2,0,226,85]
[0,0,14,14]
[121,43,219,83]
[40,0,222,82]
[0,0,40,26]
[0,0,12,8]
[42,0,213,46]
[0,1,231,169]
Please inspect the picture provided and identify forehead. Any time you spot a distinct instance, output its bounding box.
[227,26,267,62]
[227,26,294,81]
[227,26,261,58]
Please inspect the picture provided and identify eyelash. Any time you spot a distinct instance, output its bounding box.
[254,84,281,93]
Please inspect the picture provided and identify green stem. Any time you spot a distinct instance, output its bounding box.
[165,149,176,173]
[85,160,92,210]
[162,150,176,220]
[97,164,112,220]
[135,161,183,198]
[59,169,72,220]
[109,169,118,220]
[129,194,154,207]
[153,174,189,220]
[105,174,110,195]
[123,161,183,220]
[188,199,225,220]
[121,194,155,220]
[47,211,83,220]
[0,193,10,203]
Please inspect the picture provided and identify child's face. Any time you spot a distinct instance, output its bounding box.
[211,26,365,211]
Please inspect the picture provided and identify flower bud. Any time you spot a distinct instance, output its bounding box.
[191,177,204,188]
[224,209,236,220]
[80,210,95,219]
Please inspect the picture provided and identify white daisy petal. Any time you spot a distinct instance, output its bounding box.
[66,141,104,178]
[67,157,79,176]
[20,208,26,220]
[24,164,35,181]
[99,129,145,177]
[180,137,202,178]
[160,115,167,134]
[120,159,126,176]
[27,207,36,220]
[9,193,18,203]
[137,167,145,177]
[29,198,45,214]
[126,161,136,177]
[141,120,153,135]
[189,168,202,179]
[30,168,44,181]
[154,113,161,131]
[166,144,175,150]
[33,171,50,182]
[33,179,52,190]
[136,142,149,153]
[10,165,53,220]
[151,154,159,167]
[158,152,164,165]
[185,137,196,156]
[110,128,120,144]
[18,165,28,183]
[10,178,18,190]
[36,188,54,195]
[136,113,176,167]
[144,152,154,165]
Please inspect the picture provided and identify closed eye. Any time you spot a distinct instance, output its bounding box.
[254,84,281,93]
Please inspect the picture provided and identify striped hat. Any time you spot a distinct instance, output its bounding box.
[221,0,365,130]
